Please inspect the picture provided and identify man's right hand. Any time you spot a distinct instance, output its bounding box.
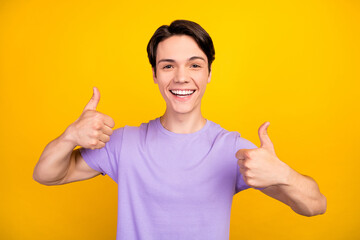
[66,87,115,149]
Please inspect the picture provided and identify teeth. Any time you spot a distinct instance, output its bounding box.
[170,90,195,95]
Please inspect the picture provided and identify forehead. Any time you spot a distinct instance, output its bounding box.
[156,35,207,62]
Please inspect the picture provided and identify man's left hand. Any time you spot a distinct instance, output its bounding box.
[236,122,291,189]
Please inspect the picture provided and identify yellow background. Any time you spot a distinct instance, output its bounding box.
[1,0,359,239]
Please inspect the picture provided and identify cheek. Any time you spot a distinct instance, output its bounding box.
[193,73,209,88]
[156,72,173,84]
[155,78,170,95]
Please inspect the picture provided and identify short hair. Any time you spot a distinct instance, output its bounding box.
[147,19,215,75]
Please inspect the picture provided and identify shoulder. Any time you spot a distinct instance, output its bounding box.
[115,118,158,143]
[207,120,239,140]
[235,135,257,150]
[121,118,156,134]
[208,120,258,150]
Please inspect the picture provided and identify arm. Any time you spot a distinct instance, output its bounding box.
[236,122,327,217]
[33,87,115,185]
[33,127,101,185]
[260,168,327,217]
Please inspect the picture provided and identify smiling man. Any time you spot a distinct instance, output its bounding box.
[33,20,326,240]
[151,34,211,133]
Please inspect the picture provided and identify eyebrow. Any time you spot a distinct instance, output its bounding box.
[157,56,206,64]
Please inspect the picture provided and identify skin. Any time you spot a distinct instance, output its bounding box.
[153,35,326,216]
[152,35,211,134]
[33,33,326,217]
[33,88,113,185]
[237,122,327,216]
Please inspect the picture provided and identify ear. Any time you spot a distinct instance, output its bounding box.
[152,67,158,84]
[207,69,212,83]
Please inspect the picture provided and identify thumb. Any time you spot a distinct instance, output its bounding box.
[258,121,275,152]
[83,87,100,111]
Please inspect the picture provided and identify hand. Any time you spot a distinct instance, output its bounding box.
[236,122,290,189]
[66,87,115,149]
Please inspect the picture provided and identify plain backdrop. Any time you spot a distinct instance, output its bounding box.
[0,0,359,239]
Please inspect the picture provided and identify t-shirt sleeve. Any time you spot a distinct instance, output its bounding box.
[79,127,124,183]
[234,133,265,194]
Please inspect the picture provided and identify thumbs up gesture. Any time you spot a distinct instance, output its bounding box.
[67,87,115,150]
[236,122,291,189]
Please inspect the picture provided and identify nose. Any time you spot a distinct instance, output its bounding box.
[174,66,189,83]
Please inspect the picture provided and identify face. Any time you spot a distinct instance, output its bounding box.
[152,35,211,115]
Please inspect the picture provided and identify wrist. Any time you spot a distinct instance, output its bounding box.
[61,124,78,148]
[279,162,294,186]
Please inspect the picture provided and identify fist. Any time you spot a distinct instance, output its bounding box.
[236,122,290,189]
[67,87,115,149]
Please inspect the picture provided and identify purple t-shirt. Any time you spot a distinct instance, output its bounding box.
[79,117,259,240]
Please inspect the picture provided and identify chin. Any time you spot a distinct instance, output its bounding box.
[172,108,194,115]
[168,104,195,115]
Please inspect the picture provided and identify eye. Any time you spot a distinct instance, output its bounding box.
[163,65,173,69]
[191,64,201,68]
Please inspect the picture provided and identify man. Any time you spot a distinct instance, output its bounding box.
[33,20,326,240]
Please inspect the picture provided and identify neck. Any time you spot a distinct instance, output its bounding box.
[160,109,206,134]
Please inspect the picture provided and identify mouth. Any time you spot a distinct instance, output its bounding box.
[169,89,196,98]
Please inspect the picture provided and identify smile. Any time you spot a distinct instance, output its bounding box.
[169,89,196,97]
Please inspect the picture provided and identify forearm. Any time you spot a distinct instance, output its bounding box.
[33,126,77,185]
[278,168,327,216]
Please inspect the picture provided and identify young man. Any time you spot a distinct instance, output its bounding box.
[33,20,326,239]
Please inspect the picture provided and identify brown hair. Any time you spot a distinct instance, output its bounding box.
[147,20,215,76]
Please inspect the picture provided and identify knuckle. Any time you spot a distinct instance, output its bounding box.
[242,169,252,178]
[92,131,100,138]
[246,171,254,178]
[95,112,104,120]
[245,150,254,159]
[243,163,248,169]
[243,160,252,169]
[246,179,255,187]
[98,142,106,148]
[93,122,102,130]
[90,139,98,146]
